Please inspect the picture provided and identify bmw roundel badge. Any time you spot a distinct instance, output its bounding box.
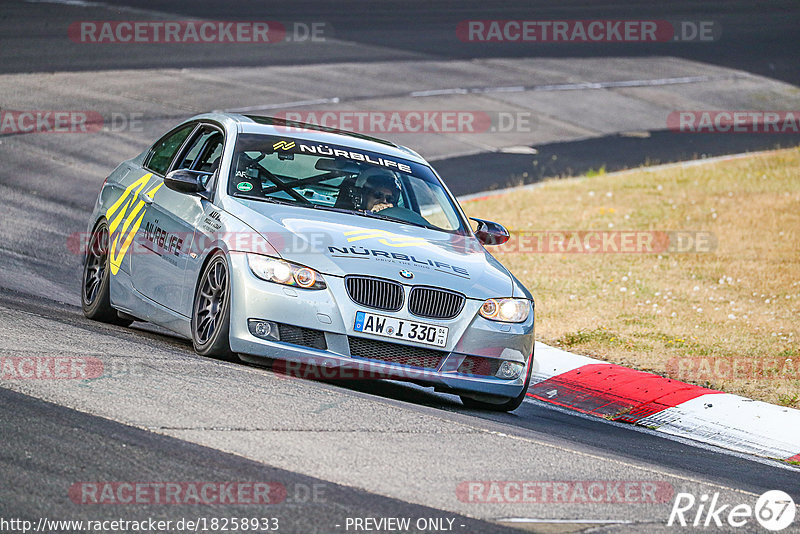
[399,270,414,279]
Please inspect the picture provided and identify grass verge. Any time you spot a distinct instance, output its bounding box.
[463,148,800,407]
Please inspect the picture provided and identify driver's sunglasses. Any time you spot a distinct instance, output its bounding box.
[368,190,397,203]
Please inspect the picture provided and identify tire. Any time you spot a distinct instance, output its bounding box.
[82,220,133,326]
[459,356,533,412]
[191,252,235,360]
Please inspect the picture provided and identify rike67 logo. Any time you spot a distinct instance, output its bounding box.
[668,490,796,531]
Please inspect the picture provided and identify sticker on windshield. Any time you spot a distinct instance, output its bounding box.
[237,182,253,192]
[273,140,296,150]
[297,143,413,174]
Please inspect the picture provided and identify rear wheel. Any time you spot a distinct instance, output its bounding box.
[81,220,133,326]
[460,357,533,412]
[191,252,235,360]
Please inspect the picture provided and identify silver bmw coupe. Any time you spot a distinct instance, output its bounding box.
[82,113,534,411]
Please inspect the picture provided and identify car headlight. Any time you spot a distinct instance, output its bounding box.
[247,254,327,290]
[479,298,530,323]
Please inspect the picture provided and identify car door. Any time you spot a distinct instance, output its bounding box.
[111,122,194,282]
[132,123,224,316]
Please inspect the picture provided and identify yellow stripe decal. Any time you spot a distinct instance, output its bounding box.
[105,173,156,275]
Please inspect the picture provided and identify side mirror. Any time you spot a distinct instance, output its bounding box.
[470,217,510,246]
[164,169,207,194]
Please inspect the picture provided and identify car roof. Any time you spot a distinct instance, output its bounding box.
[187,112,427,165]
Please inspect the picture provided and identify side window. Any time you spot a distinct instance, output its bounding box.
[146,124,194,176]
[175,126,224,187]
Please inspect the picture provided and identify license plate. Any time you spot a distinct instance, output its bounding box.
[353,311,448,348]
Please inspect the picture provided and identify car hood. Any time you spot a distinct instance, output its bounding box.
[226,199,515,299]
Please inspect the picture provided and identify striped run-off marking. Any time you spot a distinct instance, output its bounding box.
[527,342,800,461]
[527,363,717,423]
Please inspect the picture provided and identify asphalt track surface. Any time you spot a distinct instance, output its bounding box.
[0,386,522,534]
[4,0,799,87]
[1,1,799,532]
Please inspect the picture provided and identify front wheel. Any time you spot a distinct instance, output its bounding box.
[191,252,235,360]
[81,220,133,326]
[460,357,533,412]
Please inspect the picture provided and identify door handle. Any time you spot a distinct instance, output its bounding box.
[140,182,164,204]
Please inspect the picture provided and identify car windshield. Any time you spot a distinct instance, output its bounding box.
[228,134,466,233]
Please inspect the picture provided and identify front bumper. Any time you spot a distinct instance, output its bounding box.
[227,253,534,399]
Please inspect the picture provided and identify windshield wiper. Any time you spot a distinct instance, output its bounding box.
[351,209,431,230]
[307,204,356,215]
[244,196,303,207]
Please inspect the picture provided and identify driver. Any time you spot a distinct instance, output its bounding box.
[358,167,402,212]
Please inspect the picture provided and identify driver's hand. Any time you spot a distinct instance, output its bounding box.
[371,202,393,212]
